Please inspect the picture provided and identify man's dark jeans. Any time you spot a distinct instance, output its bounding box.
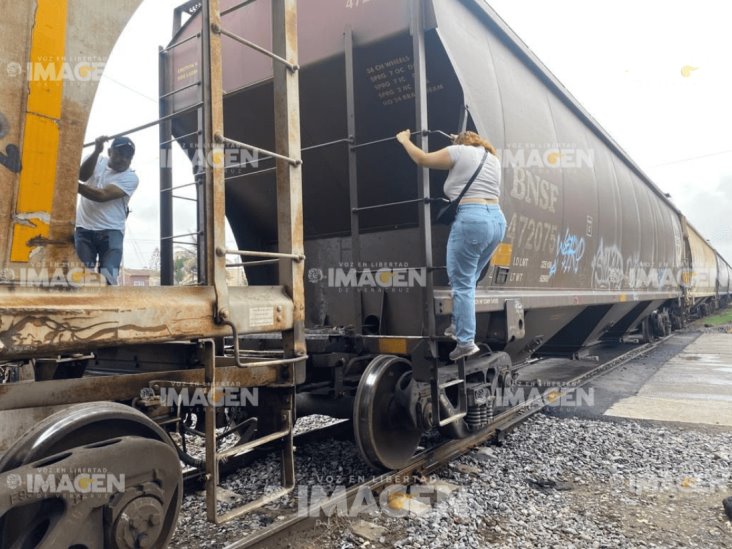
[74,228,124,285]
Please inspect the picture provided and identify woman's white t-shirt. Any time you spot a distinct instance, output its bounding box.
[442,144,501,201]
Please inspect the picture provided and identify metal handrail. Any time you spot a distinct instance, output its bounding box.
[350,129,453,151]
[161,181,199,193]
[217,247,305,262]
[225,137,350,172]
[159,81,201,99]
[160,130,200,146]
[161,231,201,241]
[352,196,446,214]
[221,136,301,166]
[220,0,258,16]
[216,27,299,72]
[161,32,201,53]
[82,102,204,147]
[220,319,307,369]
[303,138,353,152]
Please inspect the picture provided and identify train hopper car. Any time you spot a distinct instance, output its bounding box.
[164,0,730,469]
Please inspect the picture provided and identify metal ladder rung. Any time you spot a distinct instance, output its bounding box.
[160,131,200,147]
[160,181,199,193]
[161,231,201,241]
[217,27,299,72]
[161,31,201,53]
[222,136,301,167]
[218,247,304,262]
[216,426,290,460]
[221,0,258,17]
[159,80,201,99]
[215,486,293,524]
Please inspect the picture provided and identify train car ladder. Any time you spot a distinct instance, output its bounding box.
[196,0,304,524]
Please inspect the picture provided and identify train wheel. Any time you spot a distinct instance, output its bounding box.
[353,355,422,470]
[0,402,182,549]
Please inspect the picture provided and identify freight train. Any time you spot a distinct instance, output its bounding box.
[0,0,728,546]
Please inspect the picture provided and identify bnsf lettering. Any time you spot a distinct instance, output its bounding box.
[510,167,559,213]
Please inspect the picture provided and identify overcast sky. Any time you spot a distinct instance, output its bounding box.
[88,0,732,268]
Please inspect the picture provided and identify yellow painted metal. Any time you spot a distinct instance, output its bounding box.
[378,337,409,355]
[11,0,66,262]
[491,243,513,268]
[686,223,718,297]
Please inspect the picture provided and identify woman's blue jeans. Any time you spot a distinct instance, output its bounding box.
[446,204,506,345]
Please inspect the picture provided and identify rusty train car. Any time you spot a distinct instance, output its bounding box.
[0,0,730,545]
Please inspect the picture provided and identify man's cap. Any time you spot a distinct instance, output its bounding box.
[111,136,135,156]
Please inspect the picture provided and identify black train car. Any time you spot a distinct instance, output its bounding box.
[164,0,728,468]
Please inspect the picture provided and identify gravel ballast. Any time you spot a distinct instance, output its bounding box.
[327,414,732,549]
[170,413,732,548]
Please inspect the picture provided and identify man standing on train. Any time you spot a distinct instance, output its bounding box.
[75,135,139,285]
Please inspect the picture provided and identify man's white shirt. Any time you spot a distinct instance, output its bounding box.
[76,156,139,232]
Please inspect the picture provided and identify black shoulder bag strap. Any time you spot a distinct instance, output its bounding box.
[436,148,490,225]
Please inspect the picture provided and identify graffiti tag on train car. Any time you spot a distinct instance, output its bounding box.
[591,239,625,289]
[548,229,586,278]
[0,112,21,173]
[0,143,21,173]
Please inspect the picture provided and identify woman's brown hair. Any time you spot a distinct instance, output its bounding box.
[453,131,497,156]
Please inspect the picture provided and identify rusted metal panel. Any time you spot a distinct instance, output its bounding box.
[272,0,307,359]
[0,405,70,453]
[201,0,230,319]
[0,360,283,411]
[0,285,293,359]
[0,0,143,276]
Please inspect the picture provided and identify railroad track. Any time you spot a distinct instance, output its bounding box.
[221,337,667,549]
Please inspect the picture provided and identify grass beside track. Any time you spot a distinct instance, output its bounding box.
[695,308,732,327]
